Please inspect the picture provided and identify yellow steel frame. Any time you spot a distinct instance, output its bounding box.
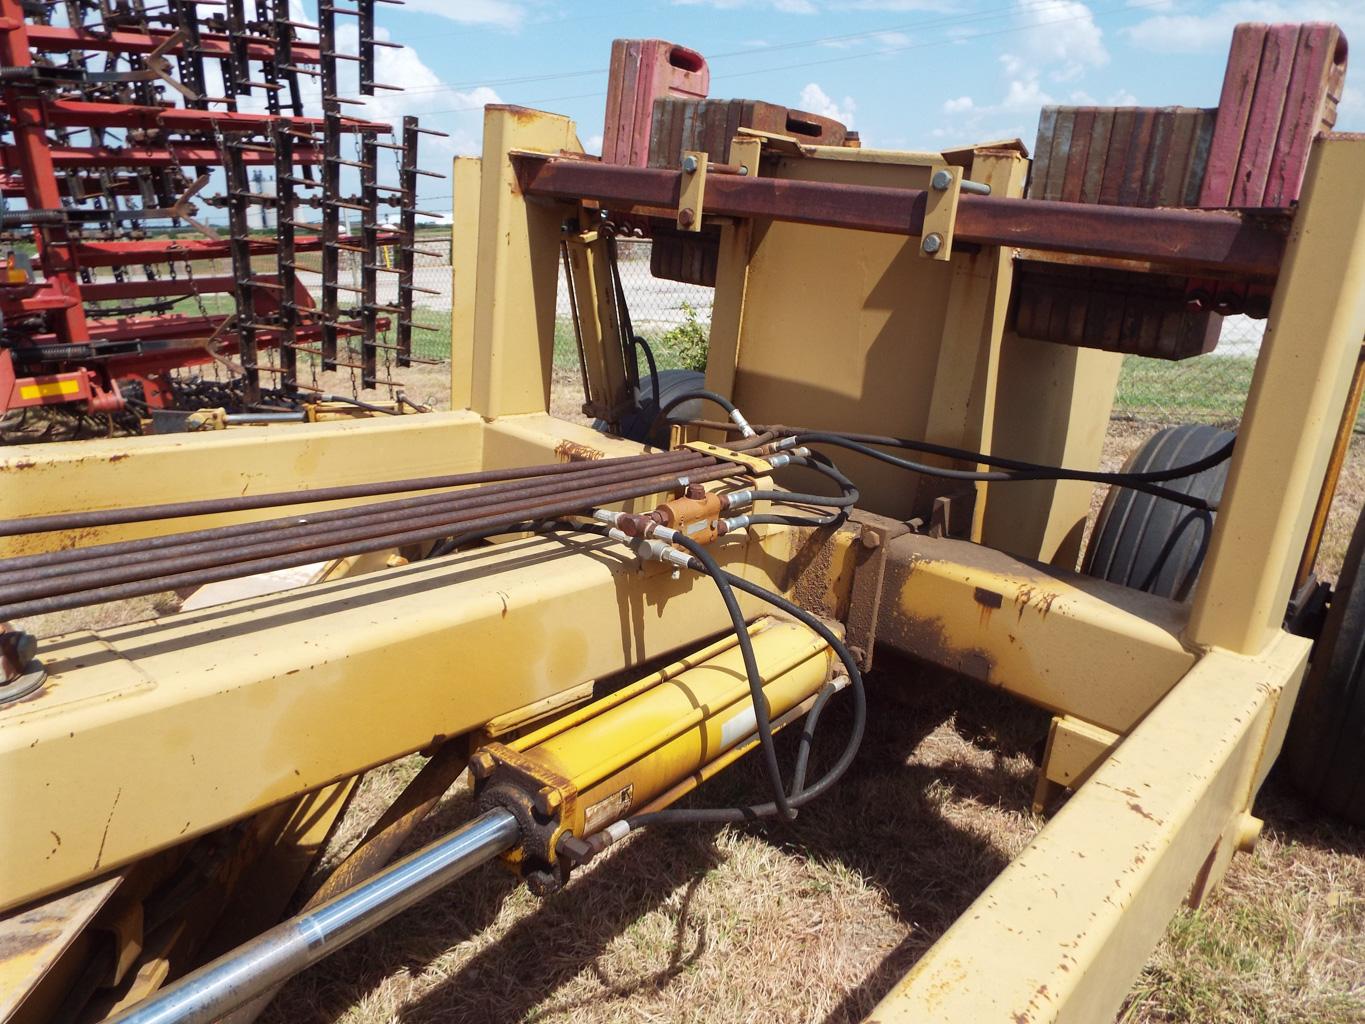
[2,101,1363,1024]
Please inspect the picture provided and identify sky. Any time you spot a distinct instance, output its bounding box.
[334,0,1365,209]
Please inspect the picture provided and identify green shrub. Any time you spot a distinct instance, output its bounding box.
[658,301,709,372]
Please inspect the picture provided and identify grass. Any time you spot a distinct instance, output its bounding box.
[1114,355,1258,426]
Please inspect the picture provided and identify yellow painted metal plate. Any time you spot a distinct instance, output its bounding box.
[680,440,772,475]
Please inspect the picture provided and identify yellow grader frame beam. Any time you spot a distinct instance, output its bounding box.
[2,101,1363,1023]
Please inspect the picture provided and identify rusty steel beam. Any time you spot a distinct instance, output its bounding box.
[0,144,325,170]
[511,154,1288,278]
[43,100,389,135]
[23,24,325,64]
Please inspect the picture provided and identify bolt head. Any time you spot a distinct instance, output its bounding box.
[678,208,696,227]
[681,155,699,173]
[921,232,944,254]
[931,168,953,191]
[860,530,882,550]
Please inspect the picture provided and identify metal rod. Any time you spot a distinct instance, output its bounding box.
[104,809,520,1024]
[8,450,722,591]
[0,438,769,539]
[0,461,748,619]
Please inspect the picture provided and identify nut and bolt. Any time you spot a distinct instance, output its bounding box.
[681,154,699,173]
[684,483,707,500]
[921,232,944,255]
[931,168,954,191]
[860,530,882,551]
[678,208,696,227]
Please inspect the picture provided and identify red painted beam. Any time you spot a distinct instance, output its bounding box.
[50,233,400,269]
[1,144,325,171]
[511,153,1289,279]
[23,24,324,64]
[42,100,390,135]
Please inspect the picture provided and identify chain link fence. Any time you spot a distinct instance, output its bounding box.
[1112,315,1264,429]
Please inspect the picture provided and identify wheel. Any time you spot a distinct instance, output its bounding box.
[1083,423,1235,600]
[1283,504,1365,826]
[595,368,706,447]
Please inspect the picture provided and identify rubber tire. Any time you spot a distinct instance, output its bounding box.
[595,369,706,447]
[1083,423,1235,601]
[1283,504,1365,826]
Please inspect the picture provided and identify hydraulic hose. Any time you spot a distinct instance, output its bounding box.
[784,432,1224,512]
[624,560,866,827]
[653,388,756,438]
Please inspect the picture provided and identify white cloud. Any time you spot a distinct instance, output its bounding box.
[799,82,857,127]
[943,95,974,114]
[774,0,819,12]
[1125,2,1365,55]
[1004,0,1108,81]
[585,133,604,155]
[397,0,524,30]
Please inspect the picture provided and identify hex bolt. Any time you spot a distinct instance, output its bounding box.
[681,154,699,173]
[922,232,944,255]
[931,168,953,191]
[678,207,696,227]
[739,165,749,176]
[860,529,882,551]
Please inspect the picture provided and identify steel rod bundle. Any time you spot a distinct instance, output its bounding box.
[0,439,780,620]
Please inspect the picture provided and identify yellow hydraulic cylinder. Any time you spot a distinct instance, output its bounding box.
[471,616,835,890]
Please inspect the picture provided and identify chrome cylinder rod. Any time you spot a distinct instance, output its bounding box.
[105,808,520,1024]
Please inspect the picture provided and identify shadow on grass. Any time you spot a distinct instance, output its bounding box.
[264,657,1050,1024]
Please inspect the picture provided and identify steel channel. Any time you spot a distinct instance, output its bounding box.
[104,809,520,1024]
[8,449,724,591]
[0,461,745,619]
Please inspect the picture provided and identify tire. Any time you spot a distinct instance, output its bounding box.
[1083,423,1235,601]
[594,369,706,447]
[1283,504,1365,826]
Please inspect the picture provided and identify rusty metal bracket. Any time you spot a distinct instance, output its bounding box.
[677,149,707,231]
[681,440,773,475]
[844,515,913,671]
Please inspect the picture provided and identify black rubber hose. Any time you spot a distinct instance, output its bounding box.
[791,432,1220,512]
[634,335,661,413]
[625,558,867,827]
[799,427,1236,484]
[657,388,740,423]
[747,453,860,508]
[670,532,799,822]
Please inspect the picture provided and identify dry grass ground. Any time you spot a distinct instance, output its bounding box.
[16,367,1364,1023]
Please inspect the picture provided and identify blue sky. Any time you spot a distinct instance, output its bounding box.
[341,0,1365,206]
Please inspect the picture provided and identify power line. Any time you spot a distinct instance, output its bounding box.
[392,0,1124,97]
[412,0,1169,117]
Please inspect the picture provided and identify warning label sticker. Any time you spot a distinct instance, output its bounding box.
[583,783,634,833]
